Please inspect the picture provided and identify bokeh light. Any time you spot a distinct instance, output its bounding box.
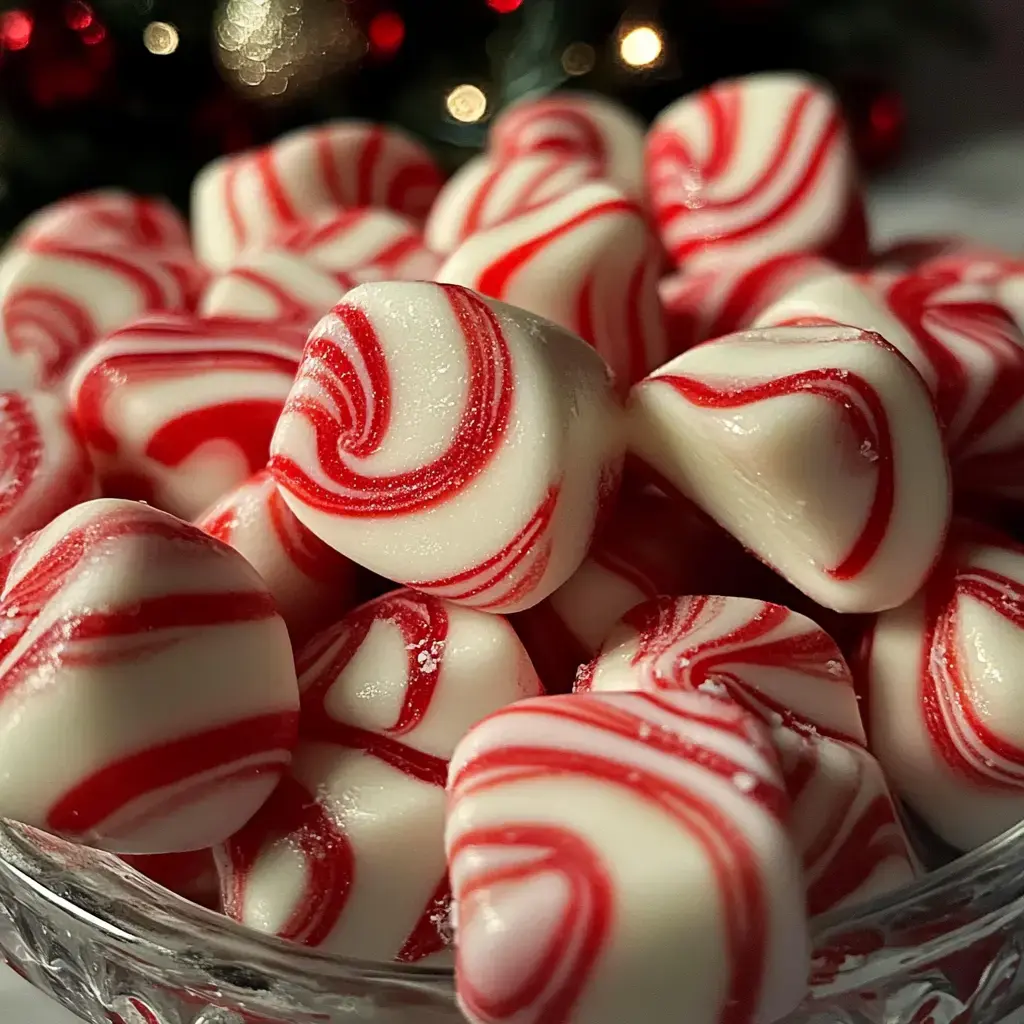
[0,10,33,51]
[446,83,487,123]
[368,11,404,56]
[144,21,179,55]
[619,24,664,68]
[488,0,524,12]
[561,41,595,77]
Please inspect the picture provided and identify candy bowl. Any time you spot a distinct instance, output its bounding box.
[0,821,1022,1024]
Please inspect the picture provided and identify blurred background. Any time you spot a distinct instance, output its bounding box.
[0,0,1014,242]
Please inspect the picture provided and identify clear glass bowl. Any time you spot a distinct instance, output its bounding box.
[1,819,1024,1024]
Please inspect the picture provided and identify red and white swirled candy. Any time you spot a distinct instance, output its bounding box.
[437,181,668,389]
[270,281,625,613]
[9,190,190,255]
[121,849,220,909]
[425,152,602,255]
[271,207,441,283]
[0,497,298,853]
[196,469,357,645]
[511,489,723,694]
[192,121,444,270]
[755,266,1024,504]
[69,314,307,518]
[446,690,810,1024]
[865,522,1024,850]
[218,589,542,962]
[489,91,646,198]
[0,390,97,550]
[199,249,357,330]
[576,595,915,914]
[647,73,869,272]
[0,241,207,391]
[627,324,951,613]
[660,252,834,356]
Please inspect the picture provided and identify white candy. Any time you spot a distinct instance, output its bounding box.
[437,181,667,389]
[199,250,356,329]
[0,498,298,853]
[217,589,542,962]
[425,152,601,255]
[69,314,307,519]
[192,121,444,270]
[270,281,625,613]
[577,595,916,915]
[647,72,868,270]
[865,523,1024,850]
[446,690,810,1024]
[628,325,951,613]
[0,390,97,550]
[490,91,647,197]
[196,469,357,645]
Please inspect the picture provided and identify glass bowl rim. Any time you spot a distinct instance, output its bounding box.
[1,812,1022,1008]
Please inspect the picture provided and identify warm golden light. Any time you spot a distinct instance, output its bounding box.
[143,20,179,54]
[619,24,663,68]
[561,41,595,77]
[446,84,487,123]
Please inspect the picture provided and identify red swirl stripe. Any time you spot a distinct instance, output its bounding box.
[3,287,96,385]
[270,284,513,518]
[653,364,895,580]
[449,693,786,1024]
[0,394,41,522]
[493,103,609,174]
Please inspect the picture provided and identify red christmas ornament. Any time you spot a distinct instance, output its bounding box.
[844,78,907,172]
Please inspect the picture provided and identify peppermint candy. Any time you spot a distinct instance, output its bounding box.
[218,589,542,962]
[647,73,868,271]
[192,121,444,270]
[196,469,357,644]
[270,282,625,613]
[69,314,307,518]
[627,324,951,612]
[437,181,668,389]
[0,498,298,853]
[446,690,810,1024]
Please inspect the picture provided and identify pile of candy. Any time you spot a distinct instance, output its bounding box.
[0,69,1022,1024]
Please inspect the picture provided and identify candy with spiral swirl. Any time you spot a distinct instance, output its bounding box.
[627,324,951,613]
[446,689,810,1024]
[0,498,298,853]
[196,469,357,645]
[217,588,542,962]
[864,522,1024,850]
[0,390,97,550]
[647,73,869,271]
[199,250,357,330]
[121,849,220,909]
[271,207,441,283]
[437,181,668,389]
[69,314,308,518]
[192,121,444,270]
[576,595,916,914]
[270,281,626,613]
[8,190,190,255]
[425,152,602,255]
[490,91,646,198]
[0,241,207,391]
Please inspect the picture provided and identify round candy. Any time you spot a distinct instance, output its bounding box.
[425,152,602,255]
[865,522,1024,850]
[0,390,97,550]
[437,181,668,389]
[196,469,358,645]
[0,497,298,853]
[627,324,952,613]
[490,91,646,197]
[270,281,625,613]
[576,595,916,915]
[69,314,307,518]
[647,73,868,271]
[199,250,357,329]
[192,121,444,270]
[446,690,810,1024]
[0,241,206,391]
[9,190,190,255]
[218,588,542,962]
[271,207,441,283]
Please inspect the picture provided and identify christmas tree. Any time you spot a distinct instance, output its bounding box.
[0,0,986,237]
